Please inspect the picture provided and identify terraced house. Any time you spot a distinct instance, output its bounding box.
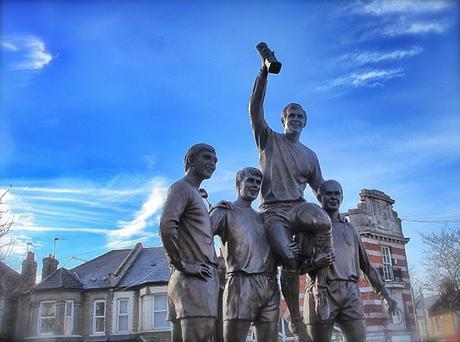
[12,243,170,342]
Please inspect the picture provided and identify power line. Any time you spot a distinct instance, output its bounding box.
[401,218,460,224]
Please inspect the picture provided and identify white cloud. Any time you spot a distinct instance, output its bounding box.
[1,35,53,70]
[317,68,404,91]
[358,0,451,16]
[383,21,447,37]
[107,178,167,246]
[1,40,18,51]
[339,47,423,67]
[14,226,112,234]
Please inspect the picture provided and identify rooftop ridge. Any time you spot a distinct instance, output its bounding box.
[111,242,144,287]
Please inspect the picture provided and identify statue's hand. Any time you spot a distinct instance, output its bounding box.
[312,252,335,269]
[289,241,302,258]
[213,200,233,210]
[384,296,398,315]
[180,260,213,280]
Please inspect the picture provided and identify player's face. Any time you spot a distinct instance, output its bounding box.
[321,183,343,211]
[283,108,306,135]
[239,175,262,201]
[192,150,217,180]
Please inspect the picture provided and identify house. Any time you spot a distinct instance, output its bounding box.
[0,251,37,341]
[415,287,460,341]
[14,243,170,342]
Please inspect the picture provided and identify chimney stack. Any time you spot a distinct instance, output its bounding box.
[21,251,37,288]
[42,254,59,280]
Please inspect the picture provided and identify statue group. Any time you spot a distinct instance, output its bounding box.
[159,43,397,342]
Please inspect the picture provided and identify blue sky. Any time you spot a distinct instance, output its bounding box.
[1,0,459,279]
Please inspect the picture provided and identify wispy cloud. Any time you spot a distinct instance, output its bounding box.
[382,21,447,37]
[357,0,451,16]
[338,47,423,67]
[107,178,168,248]
[14,226,112,234]
[317,68,404,91]
[1,35,53,70]
[347,0,453,40]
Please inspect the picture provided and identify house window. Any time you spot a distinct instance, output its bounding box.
[64,300,73,335]
[39,301,56,335]
[381,246,394,280]
[117,298,129,332]
[93,300,106,334]
[152,294,169,330]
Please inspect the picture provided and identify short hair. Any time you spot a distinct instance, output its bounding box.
[281,103,307,122]
[184,143,216,172]
[235,167,263,186]
[318,179,343,197]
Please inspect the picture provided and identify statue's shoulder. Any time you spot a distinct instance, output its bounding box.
[167,179,194,197]
[210,200,233,214]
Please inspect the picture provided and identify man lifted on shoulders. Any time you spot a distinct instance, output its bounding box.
[249,44,333,341]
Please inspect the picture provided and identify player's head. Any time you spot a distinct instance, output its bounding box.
[318,180,343,212]
[184,143,217,179]
[235,167,263,202]
[281,103,307,135]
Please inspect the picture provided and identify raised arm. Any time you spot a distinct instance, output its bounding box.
[248,64,271,150]
[249,65,269,130]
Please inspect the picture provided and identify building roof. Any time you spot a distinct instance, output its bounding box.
[35,268,83,290]
[117,247,169,287]
[0,261,23,295]
[34,244,169,291]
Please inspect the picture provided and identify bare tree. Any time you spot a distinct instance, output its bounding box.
[0,185,14,260]
[420,227,460,294]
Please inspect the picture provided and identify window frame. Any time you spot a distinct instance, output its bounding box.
[117,298,129,333]
[64,300,74,335]
[38,300,56,336]
[381,246,394,280]
[152,293,169,331]
[92,300,106,335]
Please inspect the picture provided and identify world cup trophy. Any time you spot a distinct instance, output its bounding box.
[256,42,282,74]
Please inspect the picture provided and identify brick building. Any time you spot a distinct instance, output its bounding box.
[279,189,418,341]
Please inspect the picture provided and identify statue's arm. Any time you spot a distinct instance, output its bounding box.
[358,230,396,312]
[353,227,396,304]
[358,233,385,292]
[209,205,228,238]
[249,66,270,149]
[309,153,325,200]
[159,184,187,270]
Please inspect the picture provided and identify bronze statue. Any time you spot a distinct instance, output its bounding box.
[159,143,219,342]
[249,42,333,341]
[303,180,397,341]
[210,167,280,342]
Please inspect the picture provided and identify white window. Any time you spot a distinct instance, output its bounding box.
[64,300,73,335]
[38,301,56,335]
[117,298,129,332]
[93,300,106,334]
[152,294,169,330]
[381,246,394,280]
